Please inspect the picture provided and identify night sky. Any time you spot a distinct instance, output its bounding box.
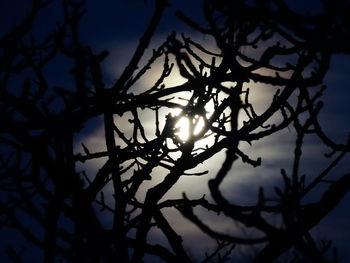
[1,0,350,262]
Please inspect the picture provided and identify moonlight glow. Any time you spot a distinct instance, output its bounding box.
[174,115,205,141]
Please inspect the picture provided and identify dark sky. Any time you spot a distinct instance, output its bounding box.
[1,0,350,262]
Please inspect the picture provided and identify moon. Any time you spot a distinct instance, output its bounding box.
[174,115,206,142]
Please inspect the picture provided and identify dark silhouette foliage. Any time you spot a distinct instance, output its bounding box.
[1,0,350,262]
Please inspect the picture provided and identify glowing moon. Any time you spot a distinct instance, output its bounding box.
[174,114,206,142]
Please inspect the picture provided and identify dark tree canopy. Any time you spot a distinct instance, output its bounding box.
[1,0,350,262]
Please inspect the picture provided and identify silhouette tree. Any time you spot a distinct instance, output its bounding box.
[1,0,350,262]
